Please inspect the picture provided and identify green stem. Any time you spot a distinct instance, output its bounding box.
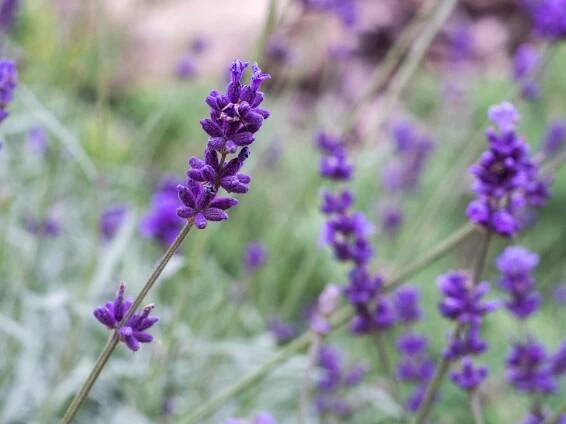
[181,223,476,423]
[413,231,492,424]
[340,0,437,136]
[470,391,485,424]
[61,221,193,423]
[374,331,403,409]
[413,352,453,424]
[368,0,458,139]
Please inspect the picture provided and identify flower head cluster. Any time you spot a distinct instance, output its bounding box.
[513,44,540,101]
[0,58,17,124]
[450,358,488,391]
[343,267,394,334]
[466,102,550,237]
[177,60,270,229]
[393,286,422,324]
[140,178,184,245]
[395,332,436,411]
[100,205,128,242]
[506,340,557,394]
[380,120,433,236]
[437,271,496,391]
[94,283,159,352]
[243,241,267,274]
[382,120,433,194]
[542,120,566,157]
[523,0,566,41]
[316,344,367,418]
[496,246,541,319]
[317,132,354,181]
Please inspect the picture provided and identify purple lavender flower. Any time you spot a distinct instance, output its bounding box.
[396,333,435,380]
[496,246,541,319]
[176,55,197,80]
[513,44,541,101]
[243,241,267,274]
[100,205,128,242]
[267,317,296,344]
[382,120,433,193]
[395,332,435,411]
[24,215,61,237]
[253,412,277,424]
[344,364,367,386]
[522,0,566,41]
[177,60,270,229]
[316,132,354,181]
[0,0,19,31]
[93,283,159,352]
[380,204,404,236]
[542,120,566,156]
[200,60,270,153]
[444,322,489,360]
[177,181,238,229]
[0,58,17,123]
[141,178,184,245]
[450,358,488,391]
[26,126,48,155]
[437,271,496,324]
[506,340,557,394]
[318,344,342,392]
[466,102,550,237]
[316,344,364,419]
[320,189,353,214]
[550,340,566,376]
[393,286,422,324]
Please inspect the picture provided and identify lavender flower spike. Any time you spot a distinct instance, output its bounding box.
[466,102,550,237]
[0,58,17,124]
[178,60,270,229]
[93,283,159,352]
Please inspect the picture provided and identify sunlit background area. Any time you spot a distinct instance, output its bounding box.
[0,0,565,423]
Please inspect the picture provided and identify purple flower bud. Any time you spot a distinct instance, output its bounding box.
[243,242,266,274]
[450,358,488,391]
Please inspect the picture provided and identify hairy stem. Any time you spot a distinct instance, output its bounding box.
[61,221,193,423]
[181,223,476,423]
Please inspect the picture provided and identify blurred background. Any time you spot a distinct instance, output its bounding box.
[0,0,565,423]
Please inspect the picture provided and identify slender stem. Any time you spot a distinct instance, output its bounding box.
[181,223,476,423]
[413,231,492,424]
[368,0,458,140]
[384,223,477,292]
[374,331,402,407]
[470,391,485,424]
[413,352,452,424]
[298,333,320,424]
[340,0,437,136]
[61,221,193,423]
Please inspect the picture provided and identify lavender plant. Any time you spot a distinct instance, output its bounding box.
[60,59,270,422]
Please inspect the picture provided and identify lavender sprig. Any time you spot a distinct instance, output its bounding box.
[61,59,270,423]
[0,57,17,124]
